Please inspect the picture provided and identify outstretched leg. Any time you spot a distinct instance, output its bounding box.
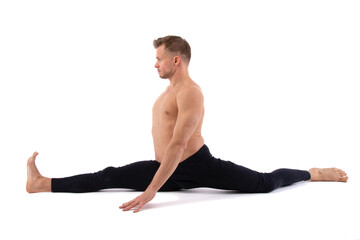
[26,152,51,193]
[26,152,181,193]
[51,161,161,193]
[179,151,349,193]
[308,168,348,182]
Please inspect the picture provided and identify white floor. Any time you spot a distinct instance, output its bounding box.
[3,169,360,240]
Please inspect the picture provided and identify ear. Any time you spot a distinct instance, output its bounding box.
[173,56,181,66]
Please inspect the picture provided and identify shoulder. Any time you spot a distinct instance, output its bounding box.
[176,83,204,107]
[177,82,203,98]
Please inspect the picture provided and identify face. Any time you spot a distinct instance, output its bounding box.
[154,45,175,79]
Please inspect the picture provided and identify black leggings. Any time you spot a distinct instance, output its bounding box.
[52,145,310,193]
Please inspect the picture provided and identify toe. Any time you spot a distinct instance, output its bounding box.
[340,175,348,182]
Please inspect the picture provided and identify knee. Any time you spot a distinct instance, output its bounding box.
[97,166,116,176]
[101,166,116,173]
[97,166,117,184]
[255,174,277,193]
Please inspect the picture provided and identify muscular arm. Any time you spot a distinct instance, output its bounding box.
[120,86,204,212]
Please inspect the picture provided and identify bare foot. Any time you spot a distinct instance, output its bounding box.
[308,168,348,182]
[26,152,51,193]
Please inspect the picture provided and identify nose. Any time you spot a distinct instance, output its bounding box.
[154,62,159,68]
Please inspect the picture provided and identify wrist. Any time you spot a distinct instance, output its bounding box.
[146,184,159,193]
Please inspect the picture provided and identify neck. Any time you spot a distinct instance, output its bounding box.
[168,67,191,88]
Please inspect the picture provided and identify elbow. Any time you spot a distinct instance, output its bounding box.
[170,140,187,152]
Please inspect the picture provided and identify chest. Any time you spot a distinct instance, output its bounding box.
[152,91,178,120]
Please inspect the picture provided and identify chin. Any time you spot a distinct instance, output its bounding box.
[159,74,168,79]
[158,70,173,79]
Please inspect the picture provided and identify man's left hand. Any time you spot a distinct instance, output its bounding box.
[120,189,156,213]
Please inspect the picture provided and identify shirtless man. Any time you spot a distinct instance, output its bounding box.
[26,36,348,213]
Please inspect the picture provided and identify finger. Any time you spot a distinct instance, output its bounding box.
[133,203,145,213]
[120,199,136,209]
[120,202,134,210]
[119,202,129,209]
[119,202,130,209]
[124,203,137,211]
[123,200,139,211]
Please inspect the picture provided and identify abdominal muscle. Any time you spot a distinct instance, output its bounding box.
[153,134,205,163]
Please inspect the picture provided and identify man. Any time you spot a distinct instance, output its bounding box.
[26,36,348,213]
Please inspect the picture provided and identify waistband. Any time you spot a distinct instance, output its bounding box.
[179,144,212,165]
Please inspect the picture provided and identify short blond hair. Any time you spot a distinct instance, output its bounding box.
[153,36,191,64]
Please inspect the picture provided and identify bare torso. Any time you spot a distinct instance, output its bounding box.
[152,81,205,163]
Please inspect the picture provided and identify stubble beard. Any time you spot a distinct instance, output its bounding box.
[159,70,174,80]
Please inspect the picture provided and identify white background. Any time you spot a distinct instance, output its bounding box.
[1,0,359,239]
